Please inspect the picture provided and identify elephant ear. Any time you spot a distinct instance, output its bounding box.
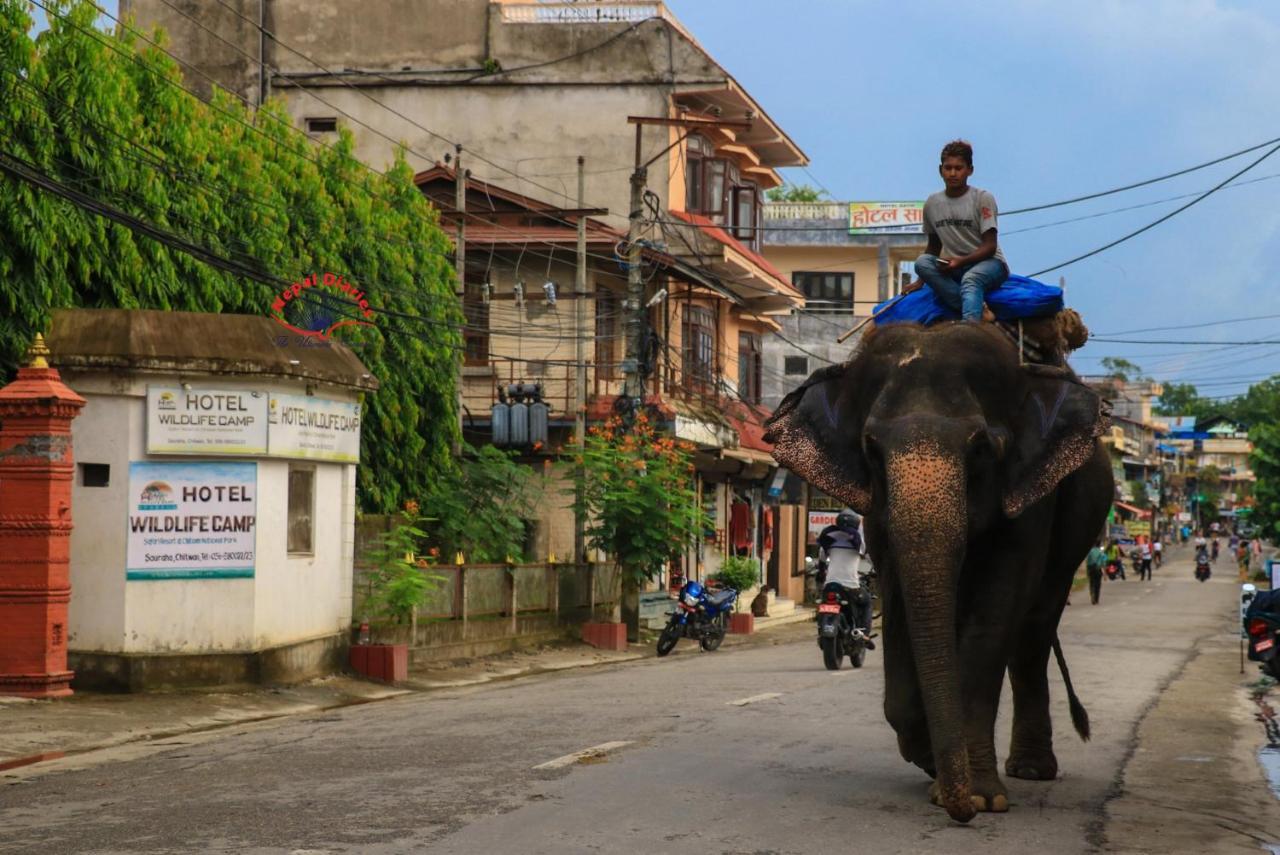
[1003,372,1109,517]
[764,364,872,514]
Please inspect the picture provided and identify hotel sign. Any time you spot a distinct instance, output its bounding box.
[848,201,924,235]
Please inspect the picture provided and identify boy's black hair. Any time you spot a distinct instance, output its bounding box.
[940,139,973,167]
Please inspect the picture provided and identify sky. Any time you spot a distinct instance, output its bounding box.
[26,1,1280,403]
[665,0,1280,401]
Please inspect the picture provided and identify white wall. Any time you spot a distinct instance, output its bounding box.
[65,370,358,654]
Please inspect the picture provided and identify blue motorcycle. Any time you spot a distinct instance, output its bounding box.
[656,579,737,656]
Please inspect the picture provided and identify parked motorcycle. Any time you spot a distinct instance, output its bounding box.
[656,579,737,656]
[1104,559,1121,581]
[1194,550,1211,582]
[1245,589,1280,680]
[816,568,877,670]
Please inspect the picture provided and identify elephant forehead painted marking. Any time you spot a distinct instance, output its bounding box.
[884,438,966,544]
[1033,383,1070,440]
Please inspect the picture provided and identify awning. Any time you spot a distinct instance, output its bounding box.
[722,447,775,466]
[666,210,804,313]
[1114,501,1152,517]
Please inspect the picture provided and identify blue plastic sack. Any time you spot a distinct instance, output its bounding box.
[873,274,1064,326]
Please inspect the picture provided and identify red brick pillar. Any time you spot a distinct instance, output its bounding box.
[0,334,85,698]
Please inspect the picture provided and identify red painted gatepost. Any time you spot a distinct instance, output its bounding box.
[0,334,85,698]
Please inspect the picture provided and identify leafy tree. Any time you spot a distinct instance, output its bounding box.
[1155,382,1207,417]
[1250,423,1280,542]
[765,183,829,203]
[0,1,461,512]
[1127,480,1150,509]
[1101,357,1146,384]
[421,443,542,564]
[359,502,443,641]
[572,411,710,640]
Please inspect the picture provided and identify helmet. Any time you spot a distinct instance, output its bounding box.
[836,510,859,530]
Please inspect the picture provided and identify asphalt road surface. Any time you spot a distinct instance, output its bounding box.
[0,550,1258,854]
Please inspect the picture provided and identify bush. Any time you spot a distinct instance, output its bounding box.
[712,555,760,593]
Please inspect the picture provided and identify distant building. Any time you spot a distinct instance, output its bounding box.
[759,200,926,409]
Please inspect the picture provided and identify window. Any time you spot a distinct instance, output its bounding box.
[287,466,315,554]
[595,287,618,379]
[79,463,109,487]
[738,332,762,404]
[685,134,728,217]
[463,278,489,365]
[731,185,759,249]
[784,355,809,376]
[682,306,716,394]
[793,271,854,312]
[305,117,337,134]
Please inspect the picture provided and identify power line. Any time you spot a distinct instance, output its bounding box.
[1003,133,1280,215]
[1090,337,1280,346]
[1028,140,1280,277]
[1095,312,1280,337]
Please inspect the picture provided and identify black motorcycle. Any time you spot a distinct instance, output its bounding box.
[816,569,876,670]
[1246,589,1280,680]
[1194,550,1211,582]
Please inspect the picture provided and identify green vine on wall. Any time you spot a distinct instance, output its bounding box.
[0,0,462,512]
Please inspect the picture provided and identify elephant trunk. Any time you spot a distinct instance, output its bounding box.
[884,438,974,823]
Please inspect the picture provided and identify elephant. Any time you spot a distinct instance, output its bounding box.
[764,321,1112,823]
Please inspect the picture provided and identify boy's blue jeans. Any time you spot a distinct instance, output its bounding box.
[914,254,1009,321]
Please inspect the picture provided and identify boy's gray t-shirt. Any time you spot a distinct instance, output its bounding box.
[923,186,1006,266]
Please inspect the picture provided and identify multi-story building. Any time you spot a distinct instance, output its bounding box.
[759,200,926,409]
[123,0,813,598]
[1160,415,1255,516]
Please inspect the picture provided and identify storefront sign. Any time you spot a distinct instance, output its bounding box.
[848,201,924,235]
[126,461,257,580]
[267,393,362,463]
[1125,520,1151,537]
[807,510,838,545]
[147,387,268,456]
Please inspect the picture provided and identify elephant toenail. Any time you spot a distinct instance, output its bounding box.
[992,794,1009,812]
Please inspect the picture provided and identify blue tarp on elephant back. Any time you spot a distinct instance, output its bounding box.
[873,274,1064,326]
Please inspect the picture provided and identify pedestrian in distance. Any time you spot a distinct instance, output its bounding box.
[1239,541,1252,583]
[1153,537,1163,569]
[903,139,1009,322]
[1139,538,1153,581]
[1085,539,1107,605]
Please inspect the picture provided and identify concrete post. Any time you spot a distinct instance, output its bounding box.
[0,334,86,698]
[506,565,518,634]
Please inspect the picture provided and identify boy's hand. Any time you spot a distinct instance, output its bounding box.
[902,279,923,294]
[937,256,956,270]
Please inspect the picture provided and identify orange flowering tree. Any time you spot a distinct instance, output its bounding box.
[572,411,708,635]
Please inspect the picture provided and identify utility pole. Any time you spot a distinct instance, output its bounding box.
[620,116,754,417]
[454,144,465,453]
[575,156,588,564]
[622,124,648,411]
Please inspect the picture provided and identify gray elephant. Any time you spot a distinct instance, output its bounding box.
[765,322,1112,823]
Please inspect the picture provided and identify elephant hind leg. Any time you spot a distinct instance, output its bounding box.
[1005,640,1058,781]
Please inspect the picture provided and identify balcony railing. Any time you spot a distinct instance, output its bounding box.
[763,202,848,221]
[498,0,696,40]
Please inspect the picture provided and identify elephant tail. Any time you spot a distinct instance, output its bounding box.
[1052,635,1091,742]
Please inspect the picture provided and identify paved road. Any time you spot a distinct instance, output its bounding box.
[0,551,1255,854]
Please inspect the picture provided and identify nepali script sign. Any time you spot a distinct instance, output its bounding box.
[848,201,924,235]
[267,393,362,463]
[147,387,268,456]
[126,461,257,580]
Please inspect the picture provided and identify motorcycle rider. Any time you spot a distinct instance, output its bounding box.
[817,510,873,637]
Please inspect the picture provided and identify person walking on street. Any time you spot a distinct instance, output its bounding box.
[1139,539,1153,581]
[1239,541,1252,583]
[1086,540,1107,605]
[1153,537,1163,569]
